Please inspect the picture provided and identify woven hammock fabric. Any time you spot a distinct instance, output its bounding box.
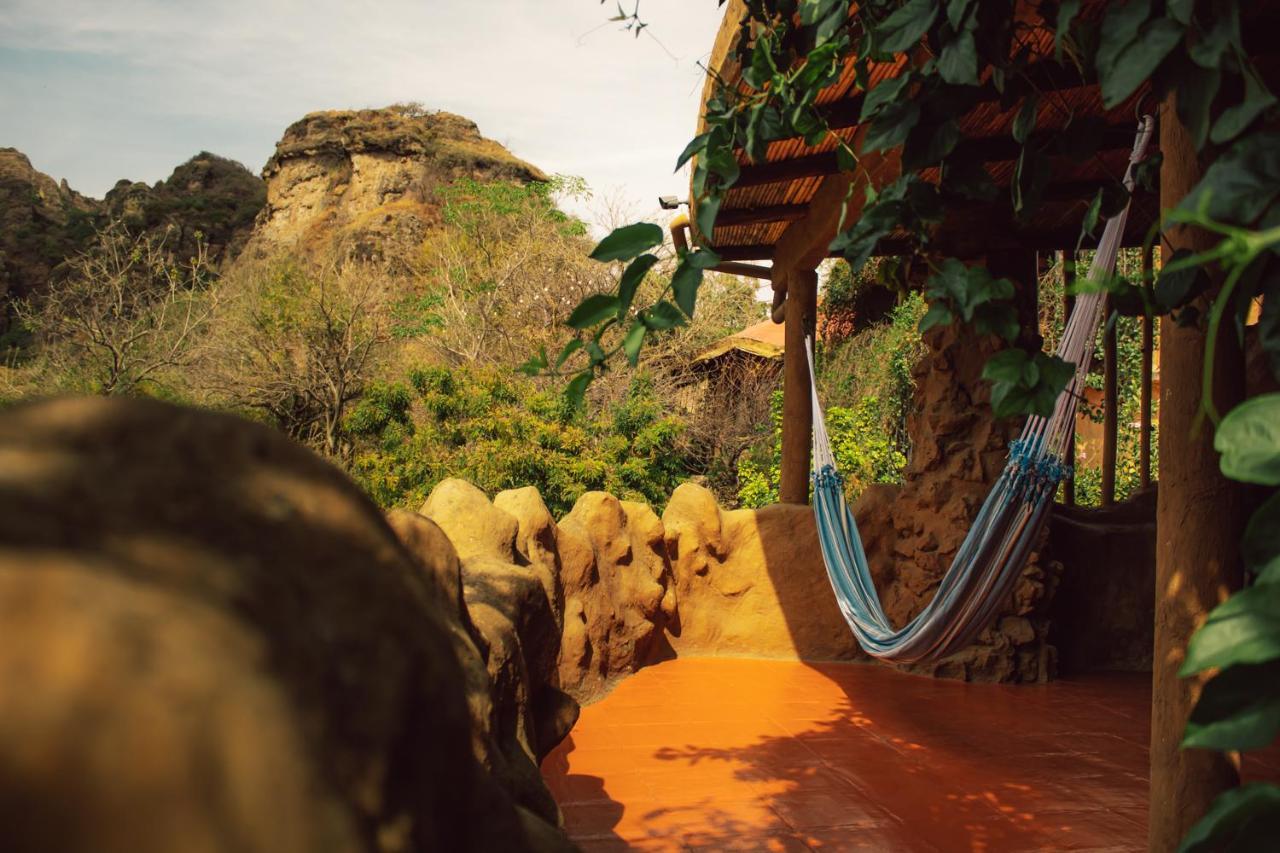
[808,116,1155,664]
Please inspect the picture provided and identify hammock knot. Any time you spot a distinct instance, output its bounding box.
[813,464,844,489]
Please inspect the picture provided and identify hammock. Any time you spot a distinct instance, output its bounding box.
[808,115,1155,664]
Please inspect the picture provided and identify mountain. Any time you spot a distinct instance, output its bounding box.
[244,105,547,261]
[0,149,100,321]
[0,149,265,332]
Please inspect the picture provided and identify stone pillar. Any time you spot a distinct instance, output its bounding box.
[780,268,818,504]
[1149,95,1246,853]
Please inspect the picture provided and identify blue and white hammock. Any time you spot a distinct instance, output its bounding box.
[808,116,1155,664]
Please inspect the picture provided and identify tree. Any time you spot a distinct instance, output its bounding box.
[202,256,395,459]
[18,223,215,396]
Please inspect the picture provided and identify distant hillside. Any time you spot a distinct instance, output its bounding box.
[0,149,264,331]
[0,149,100,323]
[244,105,547,262]
[103,151,266,263]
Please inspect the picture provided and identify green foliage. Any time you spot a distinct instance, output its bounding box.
[736,391,906,509]
[739,293,924,509]
[348,366,692,516]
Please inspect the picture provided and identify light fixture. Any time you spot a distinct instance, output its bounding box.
[658,196,686,210]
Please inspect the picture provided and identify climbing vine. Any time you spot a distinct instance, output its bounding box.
[542,2,1280,846]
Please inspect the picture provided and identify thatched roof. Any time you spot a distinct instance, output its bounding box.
[693,1,1158,265]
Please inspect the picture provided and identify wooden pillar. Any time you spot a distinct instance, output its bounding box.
[780,268,818,504]
[1149,96,1247,853]
[1062,252,1077,507]
[1141,245,1155,488]
[1102,296,1119,505]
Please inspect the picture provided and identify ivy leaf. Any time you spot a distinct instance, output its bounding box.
[1211,70,1278,146]
[1179,131,1280,225]
[859,72,912,122]
[1215,393,1280,485]
[918,302,954,333]
[1155,249,1212,310]
[1178,783,1280,853]
[563,371,593,412]
[945,0,974,30]
[1181,583,1280,676]
[1170,58,1221,152]
[874,0,939,53]
[1189,3,1242,70]
[983,350,1074,418]
[1244,492,1280,585]
[1184,660,1280,751]
[642,300,687,330]
[903,118,960,171]
[675,131,712,172]
[1012,93,1039,144]
[1013,147,1051,217]
[555,338,583,368]
[973,303,1020,343]
[621,322,646,367]
[863,100,921,153]
[517,347,548,377]
[617,253,658,319]
[1055,0,1082,58]
[937,29,978,86]
[685,248,722,270]
[590,223,664,262]
[1100,18,1183,108]
[671,261,703,318]
[1167,0,1194,25]
[695,193,722,241]
[1095,0,1153,81]
[566,294,620,329]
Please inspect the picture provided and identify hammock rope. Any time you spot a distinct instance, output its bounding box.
[808,115,1155,664]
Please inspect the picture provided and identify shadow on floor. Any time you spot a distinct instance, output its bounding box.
[541,658,1280,851]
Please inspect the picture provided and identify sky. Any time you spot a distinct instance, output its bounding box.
[0,0,727,231]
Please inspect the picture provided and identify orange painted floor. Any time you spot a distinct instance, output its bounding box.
[541,658,1280,852]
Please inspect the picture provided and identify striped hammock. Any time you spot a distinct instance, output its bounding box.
[808,116,1155,664]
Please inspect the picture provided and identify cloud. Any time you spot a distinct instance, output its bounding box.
[0,0,723,230]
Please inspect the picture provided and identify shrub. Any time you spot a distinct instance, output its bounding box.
[347,366,693,516]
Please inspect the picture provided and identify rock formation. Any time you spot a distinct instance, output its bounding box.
[0,397,574,853]
[244,106,546,262]
[0,148,99,323]
[849,319,1061,682]
[0,149,264,330]
[101,151,266,263]
[662,483,859,660]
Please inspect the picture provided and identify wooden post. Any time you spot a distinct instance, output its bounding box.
[1062,252,1076,507]
[1149,95,1247,853]
[780,268,818,504]
[1141,245,1155,489]
[1102,295,1118,505]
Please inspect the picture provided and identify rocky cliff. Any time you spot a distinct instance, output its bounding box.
[243,106,547,262]
[0,149,264,330]
[0,149,99,323]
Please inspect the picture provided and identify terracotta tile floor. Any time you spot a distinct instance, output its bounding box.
[541,658,1280,852]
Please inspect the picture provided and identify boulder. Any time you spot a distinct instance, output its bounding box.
[557,492,674,702]
[662,483,859,661]
[0,397,571,852]
[420,480,575,825]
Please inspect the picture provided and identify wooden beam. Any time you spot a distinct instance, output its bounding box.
[1140,244,1155,488]
[780,268,818,504]
[733,124,1140,189]
[715,204,809,227]
[1062,252,1076,507]
[1149,89,1246,852]
[1101,295,1118,506]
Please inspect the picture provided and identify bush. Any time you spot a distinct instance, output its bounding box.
[347,366,693,516]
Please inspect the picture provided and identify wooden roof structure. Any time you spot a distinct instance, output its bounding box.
[692,0,1159,278]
